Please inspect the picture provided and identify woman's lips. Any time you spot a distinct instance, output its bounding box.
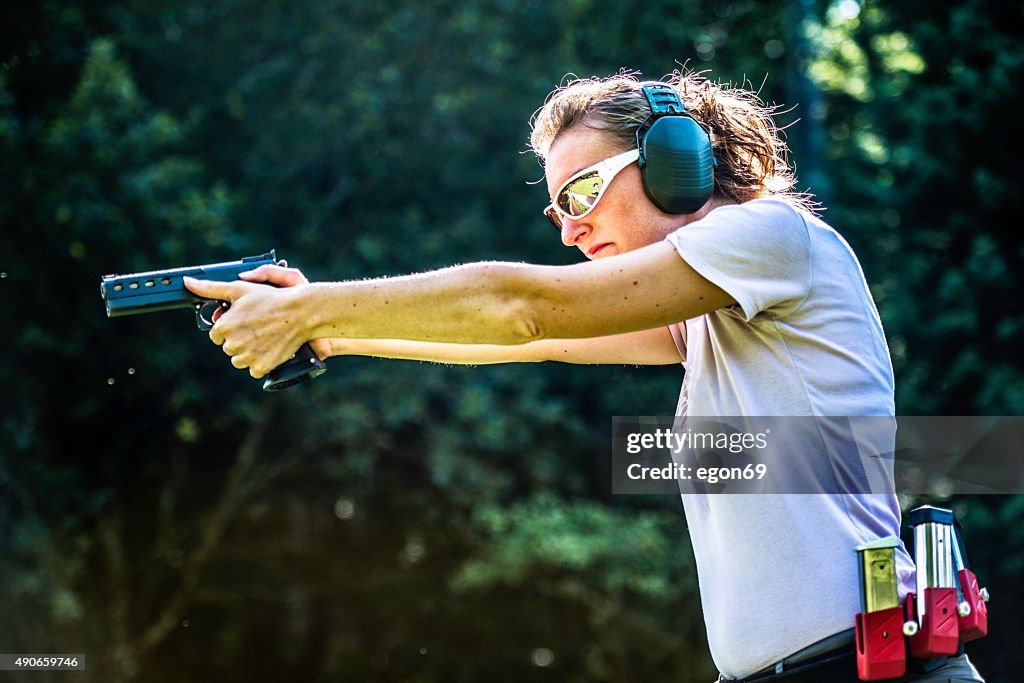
[587,243,612,258]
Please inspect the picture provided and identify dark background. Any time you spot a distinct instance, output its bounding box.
[1,0,1021,681]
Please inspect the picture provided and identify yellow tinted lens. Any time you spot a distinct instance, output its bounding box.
[557,171,603,216]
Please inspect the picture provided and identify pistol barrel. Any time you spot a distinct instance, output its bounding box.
[100,251,276,317]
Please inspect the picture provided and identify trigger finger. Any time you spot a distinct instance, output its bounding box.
[211,302,230,324]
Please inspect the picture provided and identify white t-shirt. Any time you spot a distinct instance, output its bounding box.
[664,198,916,678]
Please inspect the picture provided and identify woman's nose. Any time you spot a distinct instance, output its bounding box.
[560,217,590,247]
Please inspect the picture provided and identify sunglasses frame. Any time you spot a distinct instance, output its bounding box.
[543,148,640,229]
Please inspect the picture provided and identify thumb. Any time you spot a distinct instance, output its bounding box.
[183,276,244,302]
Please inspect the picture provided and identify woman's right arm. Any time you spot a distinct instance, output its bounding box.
[232,262,684,366]
[323,325,683,366]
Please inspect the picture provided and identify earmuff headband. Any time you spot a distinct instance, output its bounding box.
[635,81,716,214]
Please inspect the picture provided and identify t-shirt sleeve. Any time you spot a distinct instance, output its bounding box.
[664,199,812,321]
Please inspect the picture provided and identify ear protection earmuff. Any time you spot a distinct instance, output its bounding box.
[636,82,716,214]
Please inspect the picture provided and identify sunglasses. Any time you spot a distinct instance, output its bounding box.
[543,148,640,229]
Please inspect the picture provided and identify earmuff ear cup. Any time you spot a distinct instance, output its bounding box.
[640,115,715,214]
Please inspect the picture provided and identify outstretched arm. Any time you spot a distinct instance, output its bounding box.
[197,262,684,366]
[184,239,732,378]
[327,326,683,366]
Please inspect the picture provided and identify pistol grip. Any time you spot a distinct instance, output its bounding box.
[262,343,327,391]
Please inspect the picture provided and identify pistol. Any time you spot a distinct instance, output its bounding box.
[100,250,327,391]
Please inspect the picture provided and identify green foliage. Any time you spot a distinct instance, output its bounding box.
[1,34,244,479]
[1,33,243,680]
[454,493,696,609]
[804,0,1024,415]
[451,493,710,680]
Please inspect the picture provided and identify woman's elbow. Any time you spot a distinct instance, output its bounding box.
[468,262,550,344]
[506,299,546,343]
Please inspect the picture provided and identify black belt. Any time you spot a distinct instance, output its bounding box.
[718,628,856,682]
[717,629,964,683]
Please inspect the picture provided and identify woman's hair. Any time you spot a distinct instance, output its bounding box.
[529,68,816,211]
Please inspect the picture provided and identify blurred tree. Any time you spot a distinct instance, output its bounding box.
[1,36,248,682]
[802,0,1023,415]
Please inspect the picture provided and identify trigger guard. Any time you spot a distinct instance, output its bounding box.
[196,301,227,330]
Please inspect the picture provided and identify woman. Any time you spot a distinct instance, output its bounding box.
[185,70,984,682]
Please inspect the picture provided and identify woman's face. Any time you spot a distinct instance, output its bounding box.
[544,124,693,259]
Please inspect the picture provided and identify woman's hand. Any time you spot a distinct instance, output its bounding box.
[236,264,334,362]
[184,264,329,379]
[237,266,333,362]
